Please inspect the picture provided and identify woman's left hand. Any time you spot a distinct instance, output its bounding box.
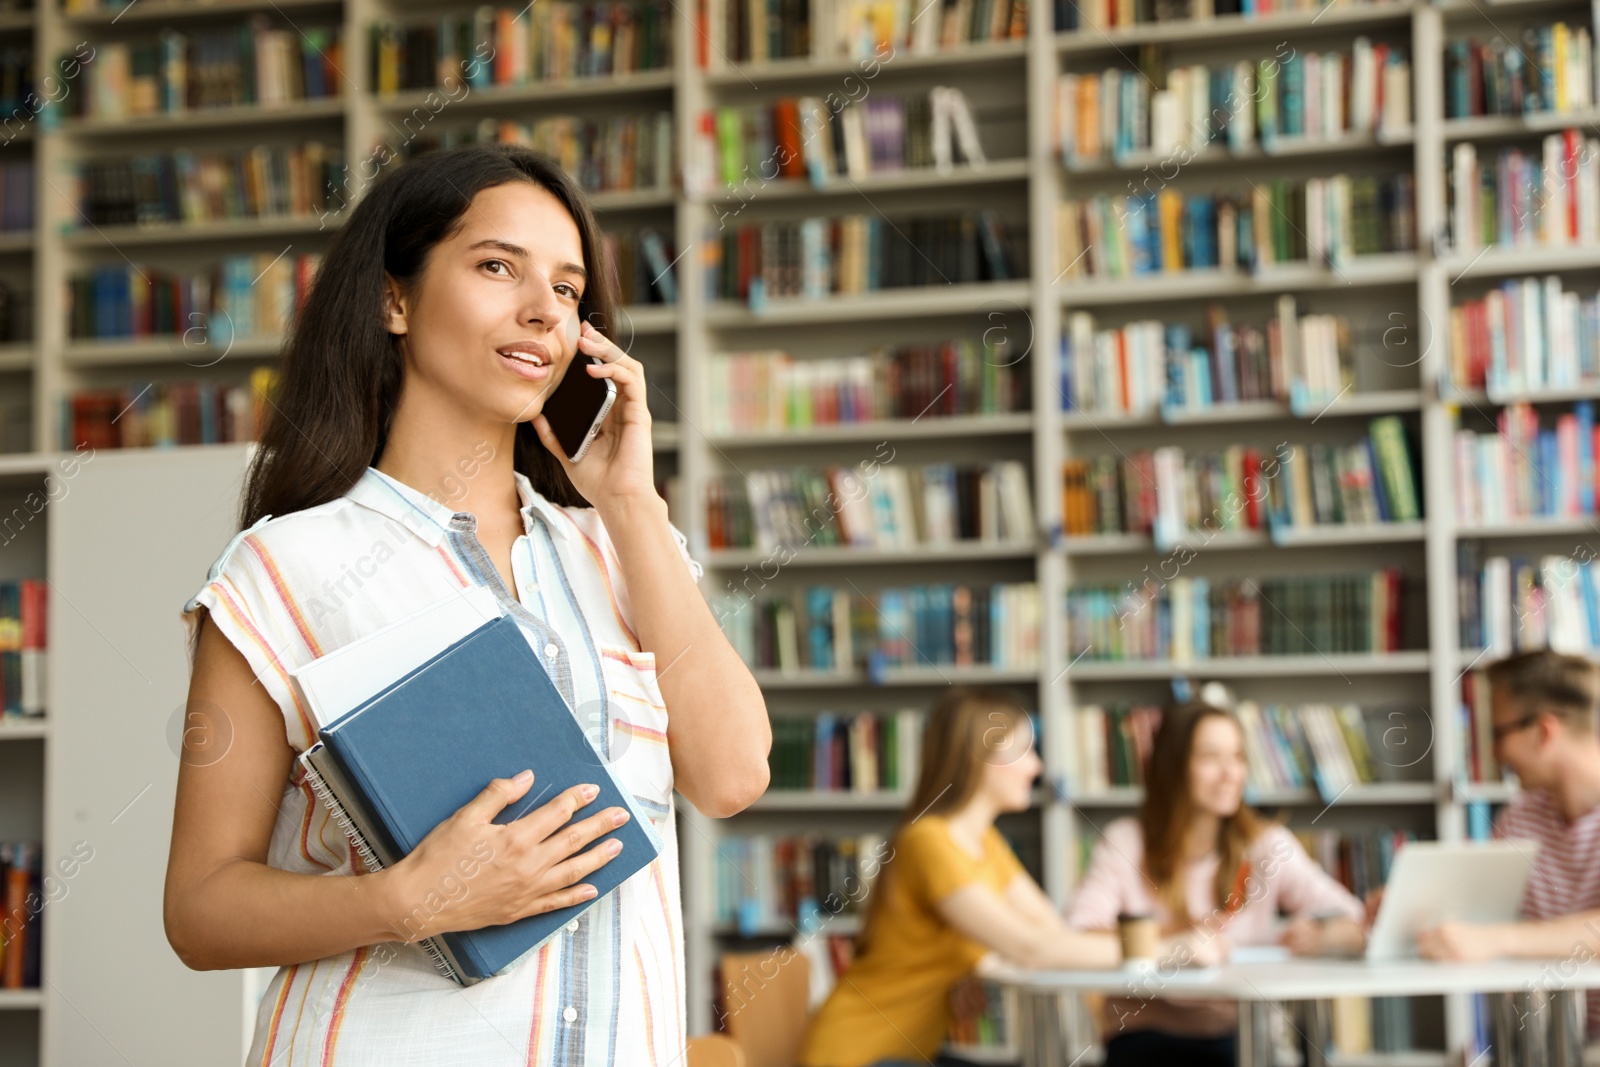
[532,319,657,505]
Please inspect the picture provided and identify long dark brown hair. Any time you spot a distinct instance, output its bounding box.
[1139,700,1264,927]
[239,143,620,531]
[854,687,1032,954]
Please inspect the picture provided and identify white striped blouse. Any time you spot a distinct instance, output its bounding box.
[181,464,700,1066]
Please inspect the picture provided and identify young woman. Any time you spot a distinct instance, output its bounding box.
[798,688,1218,1067]
[162,144,771,1066]
[1065,700,1367,1067]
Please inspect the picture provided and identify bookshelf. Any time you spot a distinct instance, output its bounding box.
[0,0,1592,1062]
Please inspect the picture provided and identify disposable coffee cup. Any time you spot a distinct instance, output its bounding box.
[1117,912,1158,966]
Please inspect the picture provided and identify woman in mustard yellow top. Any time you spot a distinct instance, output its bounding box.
[798,687,1221,1067]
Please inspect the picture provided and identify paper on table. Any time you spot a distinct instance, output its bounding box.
[1229,944,1293,965]
[1115,958,1221,984]
[288,585,505,728]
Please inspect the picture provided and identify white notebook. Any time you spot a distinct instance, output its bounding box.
[288,585,505,729]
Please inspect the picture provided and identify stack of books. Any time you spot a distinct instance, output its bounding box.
[290,593,658,984]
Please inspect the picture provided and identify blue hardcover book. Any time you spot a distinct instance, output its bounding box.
[1164,324,1190,409]
[1579,401,1595,514]
[300,613,661,986]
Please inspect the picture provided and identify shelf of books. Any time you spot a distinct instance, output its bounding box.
[677,1,1040,1057]
[1042,0,1497,1056]
[0,453,55,1067]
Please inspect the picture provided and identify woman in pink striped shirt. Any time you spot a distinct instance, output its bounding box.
[1065,700,1367,1067]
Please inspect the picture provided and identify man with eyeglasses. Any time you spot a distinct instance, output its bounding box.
[1415,649,1600,1040]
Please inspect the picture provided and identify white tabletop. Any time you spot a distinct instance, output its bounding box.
[989,957,1600,1000]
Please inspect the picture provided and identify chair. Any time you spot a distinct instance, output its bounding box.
[719,948,813,1067]
[687,1033,748,1067]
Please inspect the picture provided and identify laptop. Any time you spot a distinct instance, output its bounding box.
[1364,840,1540,961]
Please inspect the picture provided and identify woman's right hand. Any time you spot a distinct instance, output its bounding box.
[376,769,629,943]
[1158,930,1229,969]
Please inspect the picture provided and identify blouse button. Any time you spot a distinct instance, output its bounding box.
[565,918,579,933]
[545,644,560,659]
[562,1006,577,1024]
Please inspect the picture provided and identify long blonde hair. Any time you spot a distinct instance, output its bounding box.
[855,687,1032,953]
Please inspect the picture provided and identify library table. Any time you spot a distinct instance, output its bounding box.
[986,956,1600,1067]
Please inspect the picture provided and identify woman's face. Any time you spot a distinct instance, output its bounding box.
[981,716,1042,813]
[386,181,588,428]
[1187,715,1246,819]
